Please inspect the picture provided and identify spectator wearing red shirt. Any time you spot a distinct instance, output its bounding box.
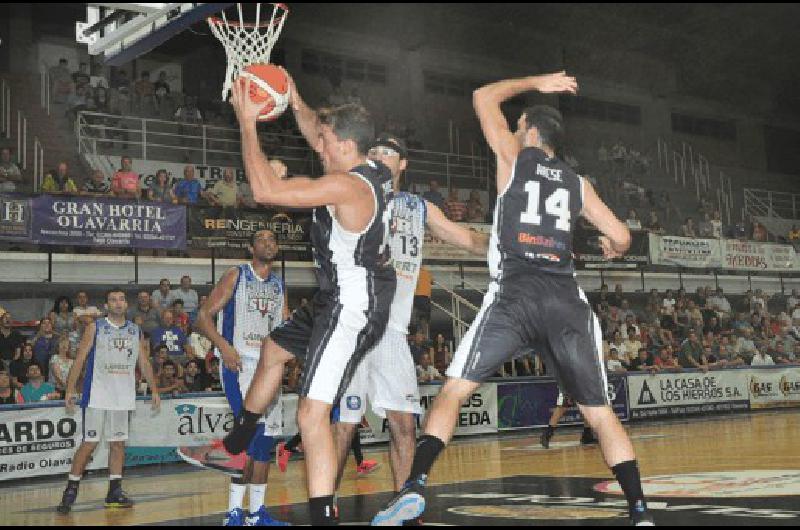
[752,221,768,242]
[654,346,681,370]
[443,188,466,222]
[112,156,140,199]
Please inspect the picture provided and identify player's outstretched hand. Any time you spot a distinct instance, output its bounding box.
[534,71,578,95]
[231,76,265,126]
[598,236,625,259]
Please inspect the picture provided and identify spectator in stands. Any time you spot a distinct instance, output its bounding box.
[769,342,794,365]
[158,360,185,396]
[416,352,444,383]
[431,334,452,374]
[41,162,78,194]
[653,345,679,370]
[647,210,664,234]
[698,212,714,238]
[752,221,768,242]
[49,296,75,336]
[72,62,90,91]
[188,327,212,362]
[110,68,132,114]
[127,290,161,335]
[629,348,658,373]
[73,291,102,324]
[171,299,189,330]
[788,225,800,246]
[698,344,721,370]
[422,180,445,210]
[626,209,642,231]
[717,337,745,366]
[10,342,36,389]
[174,95,203,124]
[711,210,724,238]
[680,217,697,238]
[111,156,140,200]
[49,58,72,104]
[170,275,199,321]
[173,165,202,205]
[409,331,430,364]
[0,147,22,192]
[443,188,466,222]
[152,278,172,310]
[32,318,58,378]
[735,328,758,361]
[623,327,643,362]
[609,284,625,308]
[465,191,485,223]
[20,364,59,403]
[597,143,608,170]
[134,71,155,115]
[606,348,627,373]
[203,167,240,210]
[81,169,111,196]
[49,336,74,397]
[0,311,25,370]
[183,359,210,392]
[154,71,172,111]
[151,310,187,359]
[679,331,706,371]
[787,289,800,313]
[207,358,223,391]
[148,169,174,203]
[708,287,732,320]
[0,371,21,405]
[751,347,775,366]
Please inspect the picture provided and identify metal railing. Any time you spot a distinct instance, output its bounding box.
[16,111,27,170]
[744,188,799,220]
[75,111,493,191]
[39,69,51,116]
[432,278,480,346]
[657,136,733,224]
[32,137,44,191]
[1,79,10,139]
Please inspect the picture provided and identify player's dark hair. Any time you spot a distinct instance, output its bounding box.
[106,287,126,302]
[318,103,375,156]
[522,105,564,155]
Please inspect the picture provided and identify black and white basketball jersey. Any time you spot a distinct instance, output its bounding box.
[489,147,583,279]
[311,159,395,295]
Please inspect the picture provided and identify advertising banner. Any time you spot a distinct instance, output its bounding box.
[359,383,497,444]
[496,376,628,429]
[574,230,649,269]
[648,234,722,268]
[29,195,186,249]
[748,367,800,409]
[722,240,797,272]
[0,194,32,242]
[627,370,750,419]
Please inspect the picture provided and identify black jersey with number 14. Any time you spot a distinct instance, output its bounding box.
[489,146,584,279]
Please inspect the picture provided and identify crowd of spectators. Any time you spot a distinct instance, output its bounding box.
[0,277,212,404]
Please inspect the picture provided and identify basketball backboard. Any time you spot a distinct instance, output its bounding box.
[76,3,233,66]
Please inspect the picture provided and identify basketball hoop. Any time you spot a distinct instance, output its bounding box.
[208,3,289,101]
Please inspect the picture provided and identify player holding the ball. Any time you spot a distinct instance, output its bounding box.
[224,67,397,526]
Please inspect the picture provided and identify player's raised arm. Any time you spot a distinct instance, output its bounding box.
[64,320,96,413]
[283,68,322,148]
[196,267,242,372]
[425,201,489,256]
[473,72,577,190]
[580,178,631,258]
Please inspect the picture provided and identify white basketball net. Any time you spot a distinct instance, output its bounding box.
[208,3,289,101]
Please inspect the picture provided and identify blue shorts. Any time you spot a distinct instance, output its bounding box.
[222,364,276,463]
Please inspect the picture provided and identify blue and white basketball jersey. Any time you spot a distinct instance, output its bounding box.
[82,318,140,411]
[217,264,285,360]
[387,192,426,333]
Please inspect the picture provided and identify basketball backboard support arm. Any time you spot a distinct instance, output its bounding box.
[77,3,232,66]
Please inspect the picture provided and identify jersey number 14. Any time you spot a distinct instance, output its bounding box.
[520,181,571,232]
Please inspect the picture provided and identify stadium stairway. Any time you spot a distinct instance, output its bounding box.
[1,73,89,190]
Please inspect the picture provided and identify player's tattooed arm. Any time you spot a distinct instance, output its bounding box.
[580,178,631,257]
[64,320,96,413]
[197,267,242,372]
[425,201,489,256]
[473,71,577,192]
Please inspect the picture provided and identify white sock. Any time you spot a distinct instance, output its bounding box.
[68,474,82,483]
[249,484,266,514]
[109,475,122,481]
[229,483,246,512]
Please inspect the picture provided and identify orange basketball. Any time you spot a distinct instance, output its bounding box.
[239,63,290,121]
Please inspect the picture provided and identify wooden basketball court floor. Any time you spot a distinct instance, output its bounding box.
[2,410,799,526]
